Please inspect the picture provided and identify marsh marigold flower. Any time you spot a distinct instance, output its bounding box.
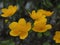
[32,18,52,32]
[37,9,54,16]
[30,10,46,20]
[30,9,53,20]
[9,18,31,39]
[53,31,60,43]
[1,5,18,17]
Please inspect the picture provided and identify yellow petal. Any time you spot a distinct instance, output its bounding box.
[9,22,18,30]
[1,8,13,17]
[19,32,28,39]
[25,22,31,31]
[53,31,60,40]
[34,18,47,27]
[10,30,20,36]
[53,31,60,43]
[13,6,18,10]
[8,5,18,16]
[31,10,36,15]
[32,27,40,32]
[56,39,60,43]
[44,11,54,16]
[8,5,13,9]
[53,36,56,40]
[37,9,45,14]
[53,36,60,43]
[32,25,47,32]
[2,8,7,13]
[37,9,45,12]
[32,18,48,32]
[18,18,26,25]
[46,24,52,30]
[1,14,9,17]
[11,6,18,15]
[30,10,37,20]
[17,22,31,32]
[55,31,60,35]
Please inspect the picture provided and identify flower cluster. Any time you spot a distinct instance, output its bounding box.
[1,5,54,40]
[30,9,53,20]
[30,9,52,32]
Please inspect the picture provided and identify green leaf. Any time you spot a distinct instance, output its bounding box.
[29,30,33,33]
[46,0,53,7]
[44,31,51,36]
[5,19,9,23]
[37,32,42,38]
[0,40,15,45]
[42,0,53,8]
[43,42,50,45]
[57,4,60,9]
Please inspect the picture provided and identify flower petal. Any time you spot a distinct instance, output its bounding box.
[2,8,7,13]
[10,30,20,36]
[32,25,47,32]
[53,31,60,43]
[44,11,54,16]
[34,18,47,27]
[46,24,52,30]
[25,22,31,31]
[18,22,31,32]
[8,5,13,9]
[18,18,26,26]
[11,6,18,15]
[30,10,37,20]
[56,39,60,43]
[1,14,9,17]
[19,32,28,39]
[9,22,18,30]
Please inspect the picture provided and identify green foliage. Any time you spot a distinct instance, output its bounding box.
[57,4,60,9]
[5,19,9,23]
[42,0,53,8]
[37,32,42,38]
[43,42,50,45]
[44,31,51,36]
[0,40,15,45]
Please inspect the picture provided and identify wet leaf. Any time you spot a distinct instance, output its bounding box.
[43,42,50,45]
[44,31,51,36]
[0,40,15,45]
[37,32,42,38]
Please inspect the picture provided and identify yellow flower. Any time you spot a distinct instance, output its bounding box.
[1,5,18,17]
[53,31,60,43]
[30,10,46,20]
[30,9,53,20]
[37,9,54,16]
[32,18,52,32]
[9,18,31,39]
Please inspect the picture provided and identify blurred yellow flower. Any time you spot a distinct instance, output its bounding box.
[30,9,53,20]
[30,10,46,20]
[9,18,31,39]
[37,9,54,16]
[53,31,60,43]
[1,5,18,17]
[32,18,52,32]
